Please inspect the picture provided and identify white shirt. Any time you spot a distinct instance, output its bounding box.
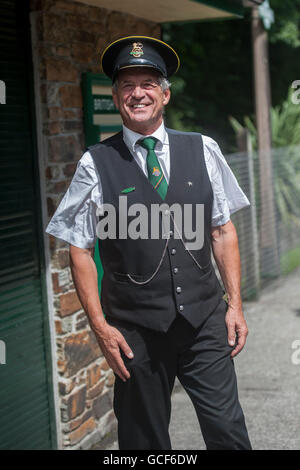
[45,122,250,249]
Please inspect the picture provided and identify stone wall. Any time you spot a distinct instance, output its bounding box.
[30,0,160,449]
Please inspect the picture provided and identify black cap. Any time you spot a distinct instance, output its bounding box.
[100,36,180,82]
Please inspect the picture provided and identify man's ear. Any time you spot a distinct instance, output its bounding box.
[162,88,171,106]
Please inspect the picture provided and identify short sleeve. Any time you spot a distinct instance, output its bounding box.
[45,151,103,249]
[203,136,251,227]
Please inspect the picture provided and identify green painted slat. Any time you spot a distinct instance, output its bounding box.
[1,372,48,390]
[0,253,36,267]
[0,219,34,231]
[0,169,33,175]
[0,114,31,122]
[0,347,47,372]
[0,0,55,450]
[0,123,32,132]
[1,366,49,400]
[0,106,31,113]
[0,229,35,241]
[1,335,47,356]
[5,418,53,449]
[1,368,49,400]
[0,315,44,333]
[0,276,37,295]
[0,297,42,316]
[0,306,44,330]
[2,415,52,450]
[0,287,39,304]
[0,316,44,332]
[1,367,49,389]
[0,201,35,212]
[0,245,36,258]
[0,309,45,330]
[0,276,42,293]
[1,399,51,422]
[1,348,48,372]
[1,409,52,450]
[0,141,28,148]
[1,405,52,434]
[0,287,42,310]
[0,164,29,170]
[0,230,35,239]
[0,260,36,272]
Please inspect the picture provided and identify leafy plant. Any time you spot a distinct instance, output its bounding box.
[229,89,300,148]
[229,89,300,229]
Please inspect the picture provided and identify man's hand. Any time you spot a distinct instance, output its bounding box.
[69,244,134,382]
[225,305,249,358]
[94,322,134,382]
[211,221,249,358]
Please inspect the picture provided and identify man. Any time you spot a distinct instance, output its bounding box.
[46,36,252,450]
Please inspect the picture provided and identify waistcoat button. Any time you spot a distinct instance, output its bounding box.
[173,267,178,274]
[179,305,184,311]
[176,286,182,293]
[171,248,176,255]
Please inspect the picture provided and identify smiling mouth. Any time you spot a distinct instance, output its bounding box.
[130,104,151,109]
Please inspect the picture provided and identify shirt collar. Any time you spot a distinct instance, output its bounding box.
[123,121,168,153]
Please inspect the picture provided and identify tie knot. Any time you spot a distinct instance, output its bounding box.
[139,136,158,151]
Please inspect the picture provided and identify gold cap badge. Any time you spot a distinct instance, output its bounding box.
[152,167,161,177]
[130,42,144,58]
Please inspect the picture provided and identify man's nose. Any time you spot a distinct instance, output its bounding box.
[131,86,145,99]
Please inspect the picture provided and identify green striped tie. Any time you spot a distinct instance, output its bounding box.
[139,137,168,200]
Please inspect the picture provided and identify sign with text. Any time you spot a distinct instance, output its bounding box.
[82,72,122,146]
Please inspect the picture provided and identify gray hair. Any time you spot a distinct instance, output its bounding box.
[158,76,171,91]
[112,74,171,92]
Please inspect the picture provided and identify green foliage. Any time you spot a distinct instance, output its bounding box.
[164,2,300,152]
[229,89,300,229]
[280,245,300,274]
[229,88,300,149]
[269,0,300,48]
[164,16,254,153]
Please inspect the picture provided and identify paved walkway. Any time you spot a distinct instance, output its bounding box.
[100,267,300,450]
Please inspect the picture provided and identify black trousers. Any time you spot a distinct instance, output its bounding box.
[106,299,252,450]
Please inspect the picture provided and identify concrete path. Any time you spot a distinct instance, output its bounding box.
[100,267,300,450]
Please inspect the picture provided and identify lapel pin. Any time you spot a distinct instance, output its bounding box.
[121,186,136,194]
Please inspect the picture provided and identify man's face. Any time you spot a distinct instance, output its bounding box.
[112,68,171,134]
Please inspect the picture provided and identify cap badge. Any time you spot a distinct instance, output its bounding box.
[152,167,161,177]
[130,42,144,58]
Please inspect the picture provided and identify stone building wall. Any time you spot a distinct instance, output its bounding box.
[29,0,160,449]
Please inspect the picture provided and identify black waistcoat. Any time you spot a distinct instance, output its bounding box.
[88,128,224,332]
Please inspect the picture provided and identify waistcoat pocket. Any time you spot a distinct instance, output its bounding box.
[113,271,150,284]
